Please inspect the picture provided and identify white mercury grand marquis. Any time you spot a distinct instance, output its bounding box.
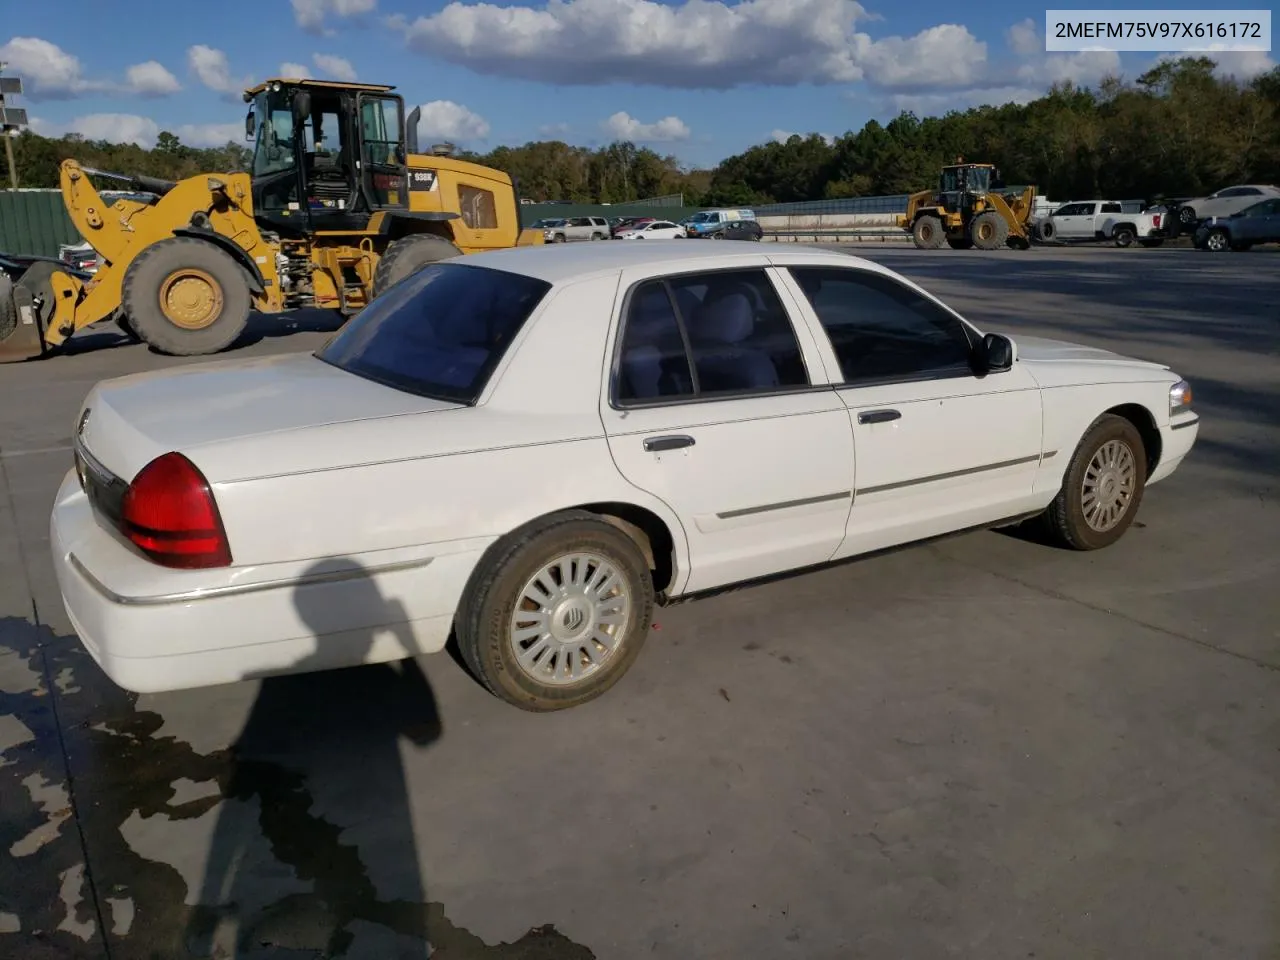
[51,242,1200,711]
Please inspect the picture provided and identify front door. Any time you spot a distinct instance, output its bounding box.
[599,263,854,594]
[774,264,1045,558]
[356,94,409,211]
[1053,203,1095,238]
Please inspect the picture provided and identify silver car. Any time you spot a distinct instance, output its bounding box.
[1178,184,1280,228]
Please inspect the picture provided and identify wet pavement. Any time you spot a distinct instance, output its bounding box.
[1,246,1277,959]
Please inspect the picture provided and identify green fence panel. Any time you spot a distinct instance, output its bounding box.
[0,190,81,257]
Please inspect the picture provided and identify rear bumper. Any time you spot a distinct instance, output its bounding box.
[50,469,487,694]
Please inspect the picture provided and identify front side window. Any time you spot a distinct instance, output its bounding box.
[318,263,551,403]
[615,269,809,403]
[788,267,975,384]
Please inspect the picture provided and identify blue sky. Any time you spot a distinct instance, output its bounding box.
[2,0,1274,169]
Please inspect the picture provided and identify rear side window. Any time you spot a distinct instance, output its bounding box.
[614,268,810,404]
[317,262,551,403]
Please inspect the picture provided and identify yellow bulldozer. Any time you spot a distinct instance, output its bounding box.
[897,162,1037,250]
[0,77,543,361]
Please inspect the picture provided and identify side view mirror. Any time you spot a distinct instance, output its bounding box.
[291,90,312,126]
[974,332,1014,375]
[244,111,255,141]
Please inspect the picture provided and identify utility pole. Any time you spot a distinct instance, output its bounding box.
[0,64,28,189]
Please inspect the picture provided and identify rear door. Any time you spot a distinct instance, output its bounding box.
[598,262,855,594]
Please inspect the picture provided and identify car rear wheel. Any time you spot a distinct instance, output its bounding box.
[1113,226,1135,247]
[1042,414,1147,550]
[456,511,655,711]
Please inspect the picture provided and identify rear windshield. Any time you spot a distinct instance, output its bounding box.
[316,262,552,404]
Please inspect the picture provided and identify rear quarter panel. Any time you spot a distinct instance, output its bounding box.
[207,273,691,579]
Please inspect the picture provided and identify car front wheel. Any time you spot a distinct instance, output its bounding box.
[455,511,655,711]
[1042,414,1147,550]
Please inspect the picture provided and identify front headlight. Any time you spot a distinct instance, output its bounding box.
[1169,379,1193,415]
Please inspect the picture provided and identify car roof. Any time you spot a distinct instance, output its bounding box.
[457,241,878,285]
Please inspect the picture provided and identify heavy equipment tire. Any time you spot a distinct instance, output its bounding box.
[122,238,251,356]
[0,273,15,343]
[1041,413,1147,551]
[912,215,946,249]
[946,237,973,249]
[371,234,462,298]
[969,211,1008,250]
[1036,219,1056,242]
[455,510,655,712]
[114,309,142,343]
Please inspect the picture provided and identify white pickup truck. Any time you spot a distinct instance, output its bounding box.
[1035,200,1167,247]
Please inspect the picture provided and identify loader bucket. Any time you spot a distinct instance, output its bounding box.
[0,261,63,362]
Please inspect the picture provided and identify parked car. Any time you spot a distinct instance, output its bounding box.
[617,220,686,239]
[699,219,764,241]
[1176,184,1280,228]
[1193,197,1280,251]
[544,216,610,242]
[610,216,655,237]
[51,243,1199,711]
[682,208,757,237]
[59,240,100,274]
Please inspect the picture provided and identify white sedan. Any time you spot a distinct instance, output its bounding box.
[617,220,687,240]
[51,243,1199,712]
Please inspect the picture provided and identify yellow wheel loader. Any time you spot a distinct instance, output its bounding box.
[0,78,543,362]
[896,163,1037,251]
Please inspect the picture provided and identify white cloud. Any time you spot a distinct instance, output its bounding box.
[187,45,253,99]
[280,61,311,78]
[538,122,571,137]
[175,122,248,148]
[416,100,490,142]
[1006,19,1121,88]
[602,111,690,142]
[47,114,161,147]
[0,37,104,100]
[125,61,182,97]
[394,0,986,90]
[312,53,357,81]
[292,0,378,35]
[1210,50,1277,80]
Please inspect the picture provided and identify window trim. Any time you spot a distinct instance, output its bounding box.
[606,265,832,411]
[778,264,993,390]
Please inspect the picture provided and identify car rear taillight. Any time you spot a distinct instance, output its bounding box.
[1152,214,1162,228]
[120,453,232,569]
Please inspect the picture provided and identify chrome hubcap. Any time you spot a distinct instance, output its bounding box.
[1081,439,1137,532]
[509,553,631,685]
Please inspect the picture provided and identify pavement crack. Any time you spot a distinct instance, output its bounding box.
[947,554,1280,674]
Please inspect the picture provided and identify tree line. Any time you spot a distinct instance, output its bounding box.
[3,57,1276,205]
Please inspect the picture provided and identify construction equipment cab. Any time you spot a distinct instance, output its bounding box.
[0,77,540,362]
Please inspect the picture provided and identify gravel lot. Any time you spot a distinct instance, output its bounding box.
[1,244,1276,960]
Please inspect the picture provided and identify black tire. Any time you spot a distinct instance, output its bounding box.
[1178,206,1197,227]
[912,214,946,249]
[114,310,142,343]
[1036,219,1057,242]
[969,211,1008,250]
[0,273,15,343]
[552,233,566,243]
[1203,228,1231,253]
[1113,225,1135,247]
[946,237,973,249]
[121,237,251,356]
[1042,413,1148,551]
[371,234,462,298]
[455,511,655,712]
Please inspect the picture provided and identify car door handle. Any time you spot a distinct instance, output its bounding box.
[643,434,695,452]
[857,409,901,424]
